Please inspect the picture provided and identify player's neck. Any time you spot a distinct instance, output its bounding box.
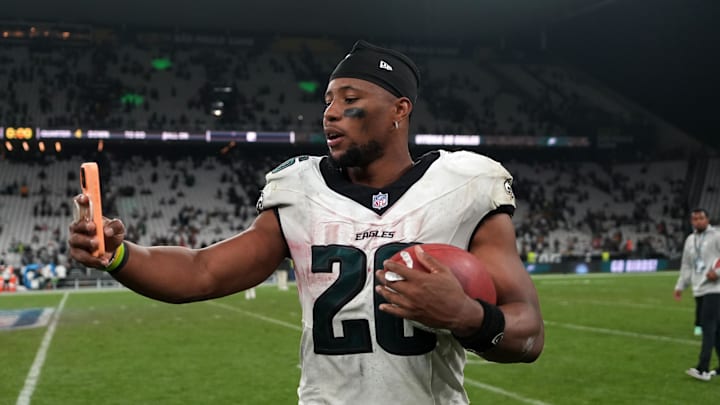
[346,154,414,189]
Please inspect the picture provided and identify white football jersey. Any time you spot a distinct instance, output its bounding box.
[258,150,516,405]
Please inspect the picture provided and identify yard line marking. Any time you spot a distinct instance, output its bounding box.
[465,358,494,366]
[209,301,550,404]
[533,271,678,280]
[0,287,127,298]
[545,320,698,345]
[534,279,599,285]
[16,291,69,405]
[463,379,552,405]
[542,297,691,312]
[206,301,302,331]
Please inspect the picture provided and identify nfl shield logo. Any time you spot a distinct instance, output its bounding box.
[372,192,389,210]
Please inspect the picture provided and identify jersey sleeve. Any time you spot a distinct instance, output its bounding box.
[445,150,516,215]
[487,165,516,214]
[256,156,314,213]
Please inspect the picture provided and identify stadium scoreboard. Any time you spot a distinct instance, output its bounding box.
[2,127,297,143]
[3,125,590,147]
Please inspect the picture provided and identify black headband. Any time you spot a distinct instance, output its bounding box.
[330,40,420,103]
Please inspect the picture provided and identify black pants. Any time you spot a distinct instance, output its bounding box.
[696,293,720,372]
[695,296,704,327]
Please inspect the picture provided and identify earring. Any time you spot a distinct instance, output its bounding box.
[393,121,399,129]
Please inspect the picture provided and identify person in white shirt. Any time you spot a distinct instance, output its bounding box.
[674,208,720,381]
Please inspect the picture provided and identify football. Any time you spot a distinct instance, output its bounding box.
[388,243,497,304]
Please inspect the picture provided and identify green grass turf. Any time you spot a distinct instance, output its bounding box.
[1,272,715,404]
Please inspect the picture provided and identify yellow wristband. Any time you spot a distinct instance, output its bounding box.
[105,242,127,273]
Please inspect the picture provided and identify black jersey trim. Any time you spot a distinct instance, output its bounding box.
[319,151,440,215]
[271,207,291,258]
[466,205,516,250]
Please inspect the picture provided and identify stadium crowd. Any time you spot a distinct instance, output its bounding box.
[0,33,651,139]
[0,30,697,288]
[0,146,689,289]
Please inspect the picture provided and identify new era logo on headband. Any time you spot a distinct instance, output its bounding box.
[379,60,393,71]
[330,40,419,102]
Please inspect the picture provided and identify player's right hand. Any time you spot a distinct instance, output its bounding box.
[68,194,126,269]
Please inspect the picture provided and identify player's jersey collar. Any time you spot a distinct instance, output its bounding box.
[319,151,440,215]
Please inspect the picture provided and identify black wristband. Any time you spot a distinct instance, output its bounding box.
[452,299,505,354]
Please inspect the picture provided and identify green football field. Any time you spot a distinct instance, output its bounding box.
[1,271,716,404]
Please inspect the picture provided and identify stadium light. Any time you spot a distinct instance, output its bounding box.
[22,141,29,152]
[38,141,45,152]
[55,142,62,152]
[208,84,236,120]
[4,141,12,151]
[211,101,224,117]
[151,58,172,71]
[97,140,104,152]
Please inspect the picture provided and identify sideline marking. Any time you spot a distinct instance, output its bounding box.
[533,271,678,280]
[16,292,69,405]
[545,320,698,345]
[464,379,552,405]
[207,301,302,331]
[542,296,691,312]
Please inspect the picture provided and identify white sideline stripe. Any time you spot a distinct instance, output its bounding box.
[207,301,302,331]
[208,301,549,405]
[463,379,551,405]
[545,320,698,345]
[16,291,69,405]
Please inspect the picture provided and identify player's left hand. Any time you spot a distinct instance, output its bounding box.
[375,245,481,334]
[706,270,719,282]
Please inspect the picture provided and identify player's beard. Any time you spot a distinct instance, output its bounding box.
[329,140,383,169]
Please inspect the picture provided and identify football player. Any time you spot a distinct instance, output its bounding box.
[69,40,544,404]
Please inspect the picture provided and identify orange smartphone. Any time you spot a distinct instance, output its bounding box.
[79,162,105,257]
